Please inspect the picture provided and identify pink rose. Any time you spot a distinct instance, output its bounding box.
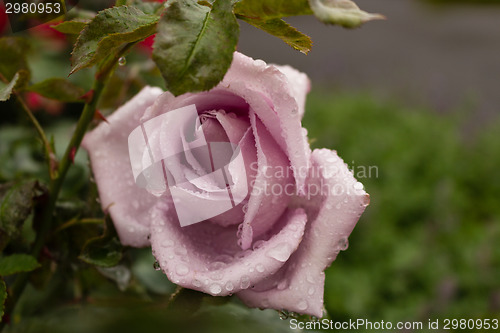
[82,52,369,317]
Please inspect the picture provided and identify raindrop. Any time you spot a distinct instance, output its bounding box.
[240,275,251,289]
[225,281,234,291]
[308,286,315,295]
[338,237,349,251]
[193,279,202,287]
[278,310,289,320]
[209,261,226,271]
[306,273,315,284]
[256,264,265,273]
[153,261,161,271]
[118,56,126,66]
[214,254,233,264]
[297,300,308,311]
[266,243,291,262]
[209,284,222,295]
[175,246,187,255]
[277,280,288,290]
[161,239,174,248]
[176,264,189,276]
[210,271,224,280]
[353,182,364,190]
[242,204,249,214]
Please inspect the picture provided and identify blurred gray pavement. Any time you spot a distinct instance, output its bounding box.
[237,0,500,119]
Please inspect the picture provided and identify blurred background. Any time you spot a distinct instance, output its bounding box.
[1,0,500,332]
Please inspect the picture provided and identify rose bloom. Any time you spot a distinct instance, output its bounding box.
[82,52,369,317]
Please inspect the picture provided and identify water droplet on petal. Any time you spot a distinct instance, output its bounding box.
[353,182,364,190]
[256,264,265,273]
[225,281,234,291]
[176,264,189,276]
[277,280,288,290]
[193,279,202,287]
[240,275,250,289]
[308,286,315,295]
[153,261,161,271]
[214,254,233,264]
[261,298,270,308]
[161,239,174,248]
[175,246,187,255]
[209,284,222,295]
[298,300,308,311]
[338,237,349,251]
[209,261,226,271]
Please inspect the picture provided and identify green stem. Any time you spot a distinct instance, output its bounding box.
[0,43,134,331]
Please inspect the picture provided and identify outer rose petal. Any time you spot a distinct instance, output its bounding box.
[237,149,370,317]
[273,65,311,119]
[82,86,163,247]
[150,203,307,296]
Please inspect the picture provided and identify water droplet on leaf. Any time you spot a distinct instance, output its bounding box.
[118,56,126,66]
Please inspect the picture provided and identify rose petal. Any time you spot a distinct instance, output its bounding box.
[273,65,311,119]
[237,149,369,317]
[238,112,294,250]
[82,86,164,247]
[208,127,256,227]
[151,203,307,296]
[222,53,311,193]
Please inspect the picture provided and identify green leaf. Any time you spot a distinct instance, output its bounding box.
[239,17,312,54]
[0,37,31,81]
[51,20,88,34]
[26,78,86,103]
[79,236,123,267]
[0,254,40,276]
[308,0,385,28]
[0,181,46,247]
[70,5,161,75]
[0,71,29,102]
[153,0,239,96]
[235,0,312,19]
